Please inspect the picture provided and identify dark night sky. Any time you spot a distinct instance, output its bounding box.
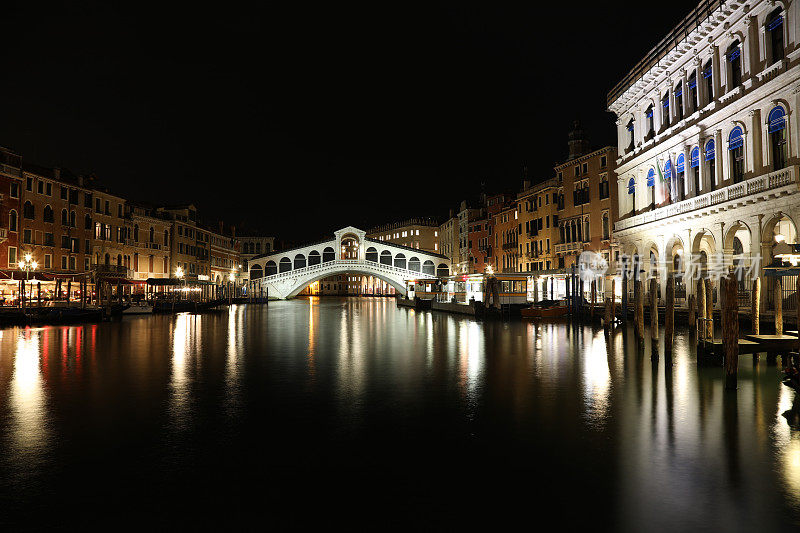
[1,1,700,243]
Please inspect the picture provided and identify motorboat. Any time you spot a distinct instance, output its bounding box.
[520,299,569,319]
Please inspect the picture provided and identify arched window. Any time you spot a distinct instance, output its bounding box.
[23,201,34,220]
[265,260,277,275]
[69,210,76,227]
[676,153,686,201]
[584,217,590,242]
[690,146,701,193]
[408,256,421,272]
[104,253,110,266]
[705,139,716,190]
[436,263,450,277]
[703,60,713,103]
[365,247,378,262]
[661,92,670,129]
[279,257,292,272]
[688,71,698,113]
[646,168,656,206]
[602,213,609,240]
[394,253,406,269]
[422,260,435,275]
[43,205,53,223]
[9,210,17,232]
[727,40,741,90]
[674,81,683,121]
[768,106,787,170]
[294,254,306,269]
[767,9,784,64]
[84,213,92,229]
[626,119,634,152]
[134,224,139,242]
[322,247,335,263]
[728,126,744,183]
[250,265,263,279]
[627,177,636,214]
[664,159,674,203]
[645,104,654,138]
[380,250,392,265]
[117,254,122,265]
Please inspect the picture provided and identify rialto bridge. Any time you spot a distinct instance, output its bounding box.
[246,227,450,299]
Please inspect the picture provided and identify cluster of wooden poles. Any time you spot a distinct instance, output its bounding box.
[590,273,799,391]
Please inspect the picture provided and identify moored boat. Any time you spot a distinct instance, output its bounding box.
[520,299,569,319]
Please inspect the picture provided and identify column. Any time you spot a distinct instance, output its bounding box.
[711,45,722,102]
[683,144,692,199]
[749,109,763,176]
[714,129,724,188]
[685,228,694,299]
[681,70,689,119]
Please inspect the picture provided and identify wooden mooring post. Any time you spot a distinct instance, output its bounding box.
[611,279,616,325]
[774,277,783,336]
[622,274,628,324]
[604,297,612,332]
[649,278,658,359]
[590,280,596,320]
[665,275,674,357]
[751,278,760,334]
[723,274,739,390]
[697,281,706,337]
[688,293,697,336]
[705,279,714,340]
[636,279,644,343]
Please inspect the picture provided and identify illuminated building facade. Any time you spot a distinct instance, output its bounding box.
[609,0,800,306]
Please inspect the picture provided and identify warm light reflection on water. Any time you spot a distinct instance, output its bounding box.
[9,330,48,453]
[0,300,798,529]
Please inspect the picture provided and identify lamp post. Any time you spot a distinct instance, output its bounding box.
[229,269,236,304]
[175,266,184,301]
[18,253,38,309]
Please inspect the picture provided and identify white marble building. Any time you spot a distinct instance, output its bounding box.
[608,0,800,308]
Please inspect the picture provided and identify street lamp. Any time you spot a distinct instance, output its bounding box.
[175,266,185,300]
[18,253,37,308]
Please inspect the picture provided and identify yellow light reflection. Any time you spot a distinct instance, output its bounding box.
[10,330,49,452]
[582,330,611,426]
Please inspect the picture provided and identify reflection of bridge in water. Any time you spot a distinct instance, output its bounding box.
[247,226,451,299]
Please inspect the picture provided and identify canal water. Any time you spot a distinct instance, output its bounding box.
[0,297,798,530]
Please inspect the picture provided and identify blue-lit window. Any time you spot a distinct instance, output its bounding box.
[706,139,716,190]
[705,140,715,161]
[627,178,635,195]
[703,60,713,103]
[767,9,785,63]
[729,126,745,182]
[645,105,654,137]
[662,93,670,128]
[728,126,744,150]
[647,168,655,187]
[676,154,685,173]
[727,41,741,89]
[688,73,698,113]
[690,147,700,168]
[690,147,700,194]
[769,106,788,170]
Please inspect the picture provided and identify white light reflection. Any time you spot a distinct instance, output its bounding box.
[458,320,483,405]
[10,330,49,453]
[582,330,611,426]
[170,314,193,428]
[775,386,800,507]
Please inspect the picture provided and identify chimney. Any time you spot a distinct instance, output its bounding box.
[77,174,84,187]
[230,225,236,238]
[218,221,224,234]
[53,167,61,180]
[522,180,531,191]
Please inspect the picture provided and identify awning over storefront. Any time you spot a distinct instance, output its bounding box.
[0,270,89,282]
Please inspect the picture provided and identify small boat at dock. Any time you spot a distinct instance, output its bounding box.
[520,299,569,319]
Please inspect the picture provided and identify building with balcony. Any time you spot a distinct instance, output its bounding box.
[518,179,560,272]
[492,202,520,273]
[127,204,171,281]
[0,148,21,273]
[609,0,800,306]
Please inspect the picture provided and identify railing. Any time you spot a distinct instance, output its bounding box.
[554,242,582,254]
[615,166,798,232]
[94,264,133,278]
[501,242,517,251]
[259,259,440,283]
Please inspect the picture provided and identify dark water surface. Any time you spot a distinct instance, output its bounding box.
[1,297,799,530]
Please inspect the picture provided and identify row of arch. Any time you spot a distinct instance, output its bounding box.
[250,246,449,279]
